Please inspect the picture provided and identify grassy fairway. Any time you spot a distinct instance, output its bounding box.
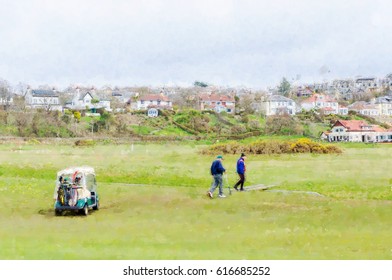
[0,142,391,259]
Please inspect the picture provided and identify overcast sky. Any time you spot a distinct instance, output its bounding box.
[1,0,391,89]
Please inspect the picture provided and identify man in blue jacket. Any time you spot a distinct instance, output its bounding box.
[207,155,226,198]
[233,153,246,191]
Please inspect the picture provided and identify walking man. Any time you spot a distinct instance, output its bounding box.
[233,153,246,191]
[207,155,226,198]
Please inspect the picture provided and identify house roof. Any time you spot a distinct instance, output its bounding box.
[302,94,337,103]
[333,120,386,132]
[31,89,58,97]
[348,101,368,110]
[267,95,294,102]
[80,92,94,100]
[199,93,235,102]
[375,96,392,104]
[355,77,376,82]
[140,94,170,102]
[334,120,368,131]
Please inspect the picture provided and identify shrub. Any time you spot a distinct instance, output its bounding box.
[74,139,95,147]
[230,125,246,135]
[201,138,342,155]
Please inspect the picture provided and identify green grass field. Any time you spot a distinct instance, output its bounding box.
[0,141,391,259]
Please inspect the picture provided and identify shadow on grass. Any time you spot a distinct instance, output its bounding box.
[37,208,99,218]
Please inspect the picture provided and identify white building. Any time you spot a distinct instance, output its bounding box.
[348,99,392,116]
[0,96,13,107]
[65,90,111,112]
[24,89,62,111]
[262,95,296,116]
[374,96,392,116]
[322,120,392,143]
[301,94,342,114]
[355,77,378,90]
[134,94,172,110]
[198,93,235,114]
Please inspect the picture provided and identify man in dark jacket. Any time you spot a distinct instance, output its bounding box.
[207,155,226,198]
[233,153,246,191]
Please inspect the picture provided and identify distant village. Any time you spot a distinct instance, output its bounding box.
[0,74,392,143]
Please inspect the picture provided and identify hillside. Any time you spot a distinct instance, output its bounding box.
[0,108,390,142]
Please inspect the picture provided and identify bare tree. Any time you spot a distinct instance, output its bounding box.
[13,82,29,96]
[14,112,31,136]
[11,96,26,111]
[0,78,12,111]
[238,93,255,115]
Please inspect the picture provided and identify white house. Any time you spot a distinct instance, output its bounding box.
[24,89,62,111]
[262,95,296,116]
[339,107,349,115]
[374,96,392,116]
[379,74,392,88]
[135,94,172,110]
[198,93,235,114]
[355,77,378,90]
[65,90,111,112]
[0,96,13,107]
[348,101,380,116]
[322,120,392,143]
[301,94,342,114]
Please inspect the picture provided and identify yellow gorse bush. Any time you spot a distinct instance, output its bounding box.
[201,138,342,155]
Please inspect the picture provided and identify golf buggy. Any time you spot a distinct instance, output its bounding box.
[54,166,99,216]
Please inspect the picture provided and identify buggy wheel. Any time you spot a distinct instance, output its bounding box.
[92,200,99,210]
[82,204,88,216]
[55,209,62,216]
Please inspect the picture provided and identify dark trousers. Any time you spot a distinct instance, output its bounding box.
[233,173,245,190]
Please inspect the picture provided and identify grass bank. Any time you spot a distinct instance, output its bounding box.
[0,142,391,259]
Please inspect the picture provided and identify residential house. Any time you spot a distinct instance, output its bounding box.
[339,106,349,115]
[65,89,111,112]
[198,93,235,114]
[135,93,172,110]
[0,96,13,108]
[379,73,392,88]
[322,119,392,143]
[301,94,342,115]
[313,82,329,93]
[296,85,313,97]
[355,77,378,90]
[261,95,296,116]
[331,79,355,100]
[374,96,392,116]
[332,79,354,90]
[24,89,62,111]
[348,101,380,116]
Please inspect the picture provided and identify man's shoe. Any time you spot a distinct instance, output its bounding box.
[234,186,239,191]
[239,189,245,192]
[207,191,213,198]
[218,194,226,198]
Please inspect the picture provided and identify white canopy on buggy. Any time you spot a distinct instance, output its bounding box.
[53,166,97,200]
